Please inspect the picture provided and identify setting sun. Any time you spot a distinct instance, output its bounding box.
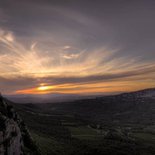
[37,86,50,91]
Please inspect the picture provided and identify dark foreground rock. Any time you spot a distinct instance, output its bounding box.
[0,94,40,155]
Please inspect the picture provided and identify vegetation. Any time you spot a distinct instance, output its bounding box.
[10,89,155,155]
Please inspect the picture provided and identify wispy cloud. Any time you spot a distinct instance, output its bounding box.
[0,28,155,94]
[0,0,155,95]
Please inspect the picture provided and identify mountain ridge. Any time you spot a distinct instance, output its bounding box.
[5,87,155,104]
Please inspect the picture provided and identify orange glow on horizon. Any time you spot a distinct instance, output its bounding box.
[14,80,155,95]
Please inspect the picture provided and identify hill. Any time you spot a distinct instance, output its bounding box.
[10,88,155,155]
[31,88,155,125]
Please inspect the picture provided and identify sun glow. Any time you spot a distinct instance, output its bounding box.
[37,86,51,91]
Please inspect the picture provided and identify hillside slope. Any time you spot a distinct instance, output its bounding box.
[36,88,155,125]
[0,94,39,155]
[12,88,155,155]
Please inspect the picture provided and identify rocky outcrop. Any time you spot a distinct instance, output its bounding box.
[0,94,39,155]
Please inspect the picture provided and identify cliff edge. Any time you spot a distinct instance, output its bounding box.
[0,94,39,155]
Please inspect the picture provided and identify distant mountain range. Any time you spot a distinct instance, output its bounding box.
[120,87,155,98]
[31,87,155,125]
[4,87,155,104]
[5,93,95,104]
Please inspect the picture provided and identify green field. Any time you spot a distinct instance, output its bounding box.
[31,132,63,155]
[133,132,155,143]
[67,126,102,140]
[13,103,155,155]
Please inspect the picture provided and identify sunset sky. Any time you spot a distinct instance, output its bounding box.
[0,0,155,95]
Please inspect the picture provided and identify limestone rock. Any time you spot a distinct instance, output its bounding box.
[0,94,39,155]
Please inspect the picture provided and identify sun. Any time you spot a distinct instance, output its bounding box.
[37,86,50,91]
[37,84,55,92]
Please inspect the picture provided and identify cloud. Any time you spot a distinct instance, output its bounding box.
[0,8,8,23]
[0,0,155,94]
[62,53,80,59]
[0,28,116,78]
[0,27,155,94]
[1,61,155,94]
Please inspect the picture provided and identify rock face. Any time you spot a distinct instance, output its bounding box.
[0,94,39,155]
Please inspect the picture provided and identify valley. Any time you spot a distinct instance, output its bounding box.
[9,88,155,155]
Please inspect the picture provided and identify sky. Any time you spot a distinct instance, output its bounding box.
[0,0,155,95]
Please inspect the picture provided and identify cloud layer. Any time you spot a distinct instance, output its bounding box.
[0,0,155,95]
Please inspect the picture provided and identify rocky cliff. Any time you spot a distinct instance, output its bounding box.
[0,94,39,155]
